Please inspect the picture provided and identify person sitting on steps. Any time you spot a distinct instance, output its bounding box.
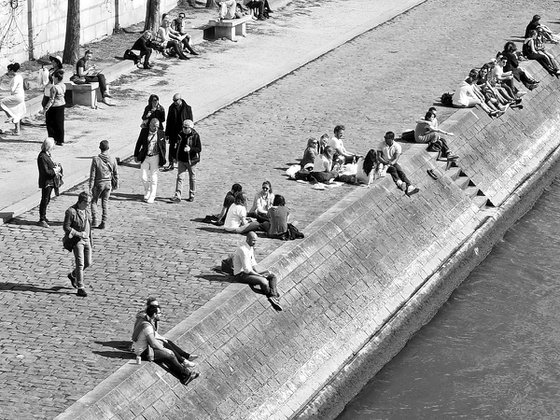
[378,131,419,197]
[414,111,457,161]
[171,12,199,56]
[223,192,262,234]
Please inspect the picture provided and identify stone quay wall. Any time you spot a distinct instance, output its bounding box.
[56,50,560,419]
[0,0,177,69]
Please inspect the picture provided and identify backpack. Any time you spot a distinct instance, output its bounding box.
[221,256,234,275]
[123,49,139,63]
[441,92,453,106]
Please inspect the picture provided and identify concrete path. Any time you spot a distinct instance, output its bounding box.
[0,0,424,222]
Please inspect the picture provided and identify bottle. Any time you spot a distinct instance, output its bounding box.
[136,355,142,365]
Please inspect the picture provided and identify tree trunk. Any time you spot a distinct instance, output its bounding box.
[63,0,81,65]
[144,0,161,33]
[206,0,218,8]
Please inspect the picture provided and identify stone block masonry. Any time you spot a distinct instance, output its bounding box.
[56,46,560,420]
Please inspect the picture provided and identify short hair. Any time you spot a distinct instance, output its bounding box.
[532,14,541,21]
[85,50,92,55]
[146,305,160,317]
[77,191,90,204]
[334,125,345,134]
[384,131,395,140]
[149,117,159,126]
[428,106,436,113]
[234,192,246,206]
[99,140,109,151]
[161,13,168,20]
[146,297,158,306]
[178,12,185,17]
[272,195,285,206]
[41,137,55,152]
[183,119,194,128]
[53,69,64,81]
[231,183,242,193]
[424,111,435,120]
[7,63,20,72]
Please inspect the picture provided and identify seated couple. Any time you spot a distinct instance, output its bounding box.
[131,299,199,385]
[224,191,291,238]
[414,107,458,161]
[218,0,273,20]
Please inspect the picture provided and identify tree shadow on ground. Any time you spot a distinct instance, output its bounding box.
[0,282,73,295]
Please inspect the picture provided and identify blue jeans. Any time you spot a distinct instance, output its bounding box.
[91,181,111,224]
[235,272,278,297]
[72,239,92,289]
[175,160,197,199]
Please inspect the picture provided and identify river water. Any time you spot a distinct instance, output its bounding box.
[338,177,560,419]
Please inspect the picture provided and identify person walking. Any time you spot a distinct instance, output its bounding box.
[89,140,118,229]
[0,63,26,135]
[134,117,167,204]
[173,120,201,202]
[63,192,92,297]
[42,69,66,146]
[37,137,61,227]
[164,93,193,171]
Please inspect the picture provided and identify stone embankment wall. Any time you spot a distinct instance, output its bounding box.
[0,0,176,69]
[56,52,560,419]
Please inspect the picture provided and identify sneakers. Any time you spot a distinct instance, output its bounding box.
[104,93,113,98]
[405,184,420,197]
[172,196,181,203]
[68,272,77,288]
[188,354,199,361]
[268,296,283,312]
[186,197,194,202]
[37,220,50,228]
[77,288,88,297]
[182,360,196,368]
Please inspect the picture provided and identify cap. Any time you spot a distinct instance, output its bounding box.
[49,55,63,66]
[183,119,194,128]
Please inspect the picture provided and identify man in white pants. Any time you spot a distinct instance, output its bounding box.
[134,117,167,203]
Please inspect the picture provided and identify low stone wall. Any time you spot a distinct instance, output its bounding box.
[0,0,177,69]
[55,52,560,419]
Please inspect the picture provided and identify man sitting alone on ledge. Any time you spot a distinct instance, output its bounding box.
[378,131,419,197]
[233,232,283,311]
[414,110,457,160]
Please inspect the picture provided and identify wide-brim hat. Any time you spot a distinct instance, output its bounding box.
[49,55,63,66]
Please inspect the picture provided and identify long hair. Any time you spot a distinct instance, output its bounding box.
[362,149,377,176]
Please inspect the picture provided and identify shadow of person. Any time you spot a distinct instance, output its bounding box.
[94,340,132,351]
[0,282,73,295]
[92,350,134,360]
[197,272,237,284]
[110,192,145,201]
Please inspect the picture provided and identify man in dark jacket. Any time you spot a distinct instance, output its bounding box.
[134,118,167,204]
[89,140,118,229]
[164,93,193,171]
[64,192,92,297]
[173,120,201,202]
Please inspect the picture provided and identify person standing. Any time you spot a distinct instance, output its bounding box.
[173,120,201,202]
[232,232,282,311]
[134,118,167,204]
[141,94,165,129]
[42,69,66,146]
[37,137,61,227]
[64,192,92,297]
[0,63,26,135]
[164,93,193,171]
[41,55,63,108]
[89,140,118,229]
[75,50,112,103]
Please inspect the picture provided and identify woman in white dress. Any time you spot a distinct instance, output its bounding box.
[1,63,26,135]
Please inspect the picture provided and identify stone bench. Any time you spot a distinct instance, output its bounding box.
[202,15,253,42]
[64,81,99,108]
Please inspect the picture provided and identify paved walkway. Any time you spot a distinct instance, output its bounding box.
[0,0,557,418]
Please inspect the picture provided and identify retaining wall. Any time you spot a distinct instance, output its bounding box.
[56,52,560,419]
[0,0,177,69]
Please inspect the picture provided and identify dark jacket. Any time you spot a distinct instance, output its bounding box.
[142,104,166,129]
[134,128,167,167]
[176,129,202,163]
[63,203,92,250]
[165,99,193,141]
[37,151,57,188]
[132,36,152,54]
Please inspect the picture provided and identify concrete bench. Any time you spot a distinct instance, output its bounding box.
[202,15,253,42]
[64,81,99,108]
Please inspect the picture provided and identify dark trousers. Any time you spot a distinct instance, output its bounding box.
[45,105,65,144]
[140,48,152,67]
[85,74,107,95]
[235,272,279,297]
[39,186,53,221]
[152,347,190,380]
[165,40,188,59]
[168,138,178,165]
[513,67,536,87]
[387,163,411,186]
[163,340,191,362]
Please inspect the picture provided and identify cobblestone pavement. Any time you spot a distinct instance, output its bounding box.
[0,0,557,418]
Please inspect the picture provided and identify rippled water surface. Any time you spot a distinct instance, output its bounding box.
[338,178,560,419]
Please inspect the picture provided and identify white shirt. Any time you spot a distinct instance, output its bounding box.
[132,321,154,356]
[233,242,257,275]
[224,204,246,230]
[379,141,402,162]
[329,136,347,155]
[452,81,476,107]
